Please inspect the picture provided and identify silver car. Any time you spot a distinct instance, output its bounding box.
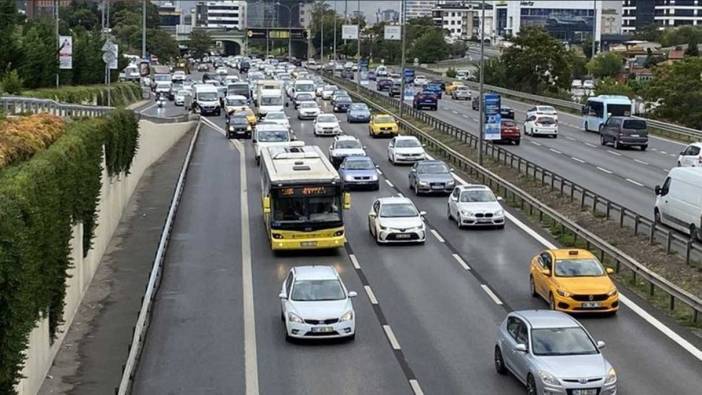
[495,310,616,395]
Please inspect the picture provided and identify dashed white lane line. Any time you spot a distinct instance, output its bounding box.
[452,253,471,270]
[376,168,383,175]
[571,157,586,163]
[634,159,649,165]
[364,285,379,305]
[607,150,622,156]
[549,148,562,154]
[480,284,503,305]
[597,166,613,174]
[430,229,445,243]
[383,325,402,350]
[566,136,576,141]
[660,151,668,155]
[626,178,645,187]
[530,141,542,146]
[585,142,596,148]
[409,379,425,395]
[385,179,394,188]
[349,254,361,270]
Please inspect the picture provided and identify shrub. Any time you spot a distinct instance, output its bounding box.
[1,70,24,95]
[446,67,457,78]
[0,114,65,169]
[22,82,142,107]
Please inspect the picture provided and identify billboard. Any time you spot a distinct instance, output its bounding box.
[484,94,502,140]
[342,25,359,40]
[59,36,72,69]
[384,25,401,40]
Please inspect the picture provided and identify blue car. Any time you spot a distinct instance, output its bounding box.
[347,103,371,123]
[339,156,379,190]
[424,83,443,99]
[332,96,353,112]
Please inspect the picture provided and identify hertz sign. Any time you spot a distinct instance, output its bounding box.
[246,28,308,40]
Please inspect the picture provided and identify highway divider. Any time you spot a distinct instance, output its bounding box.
[323,73,702,324]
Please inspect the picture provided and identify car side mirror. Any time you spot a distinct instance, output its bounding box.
[348,291,357,298]
[606,267,615,275]
[369,212,377,218]
[278,292,287,299]
[514,344,528,353]
[497,196,504,202]
[654,185,661,195]
[419,211,427,217]
[410,168,416,172]
[596,340,606,350]
[581,106,588,115]
[422,144,426,147]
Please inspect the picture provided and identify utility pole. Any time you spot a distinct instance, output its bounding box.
[333,0,337,61]
[55,0,59,87]
[478,0,485,165]
[356,0,360,89]
[321,3,325,61]
[142,0,146,60]
[399,0,407,117]
[592,0,598,56]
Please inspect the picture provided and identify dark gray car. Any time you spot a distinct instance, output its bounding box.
[600,116,648,150]
[408,160,455,195]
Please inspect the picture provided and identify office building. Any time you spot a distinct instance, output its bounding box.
[406,0,438,19]
[195,1,246,30]
[157,1,181,27]
[25,0,70,19]
[622,0,702,33]
[432,1,493,40]
[377,8,400,23]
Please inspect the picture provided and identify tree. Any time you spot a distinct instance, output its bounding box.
[408,30,449,63]
[644,57,702,129]
[593,77,635,98]
[147,29,180,62]
[685,36,699,57]
[0,69,23,94]
[0,0,22,77]
[586,52,623,78]
[660,25,702,47]
[189,29,214,59]
[633,24,663,43]
[17,21,57,89]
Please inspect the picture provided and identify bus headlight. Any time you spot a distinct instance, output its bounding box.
[334,230,344,237]
[272,233,284,239]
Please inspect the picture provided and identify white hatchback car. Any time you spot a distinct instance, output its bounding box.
[368,197,426,244]
[314,113,342,136]
[280,266,357,341]
[447,185,505,228]
[524,115,558,138]
[677,142,702,167]
[387,136,426,164]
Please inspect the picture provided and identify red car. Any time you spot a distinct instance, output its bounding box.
[498,119,520,145]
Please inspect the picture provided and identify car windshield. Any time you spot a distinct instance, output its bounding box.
[336,97,352,103]
[256,129,289,142]
[336,140,362,149]
[299,102,317,109]
[350,104,368,111]
[538,106,556,113]
[226,98,246,105]
[623,120,646,129]
[291,280,345,301]
[380,203,418,218]
[417,163,449,174]
[501,120,517,128]
[261,96,282,105]
[345,158,374,170]
[460,190,496,203]
[554,258,605,277]
[396,139,421,148]
[266,113,286,120]
[531,327,598,356]
[375,115,394,123]
[317,115,337,123]
[324,85,338,91]
[177,90,188,96]
[198,92,217,101]
[231,117,248,125]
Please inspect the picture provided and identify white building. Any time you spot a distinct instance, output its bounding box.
[622,0,702,34]
[298,2,314,30]
[406,0,439,20]
[196,1,246,30]
[432,1,493,40]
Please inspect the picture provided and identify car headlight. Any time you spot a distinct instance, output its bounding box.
[287,312,304,324]
[557,289,571,297]
[538,370,561,387]
[607,288,618,297]
[340,311,353,321]
[418,181,429,186]
[246,126,252,131]
[378,224,387,230]
[370,174,378,181]
[460,210,473,217]
[604,368,617,385]
[344,175,354,182]
[495,209,504,217]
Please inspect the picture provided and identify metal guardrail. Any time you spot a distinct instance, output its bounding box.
[412,66,702,141]
[1,95,114,117]
[325,72,702,322]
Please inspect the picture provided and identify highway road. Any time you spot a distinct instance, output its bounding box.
[128,70,702,394]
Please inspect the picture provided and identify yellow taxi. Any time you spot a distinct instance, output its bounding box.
[529,249,618,314]
[445,80,466,95]
[369,114,399,137]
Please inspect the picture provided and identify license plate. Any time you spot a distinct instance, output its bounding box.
[631,134,639,137]
[572,389,597,395]
[432,185,443,189]
[300,241,318,248]
[311,326,334,333]
[478,219,491,223]
[581,302,601,308]
[395,234,411,239]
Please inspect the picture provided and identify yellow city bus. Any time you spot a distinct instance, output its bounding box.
[260,145,351,250]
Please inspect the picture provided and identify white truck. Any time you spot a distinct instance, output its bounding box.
[192,84,221,116]
[255,88,285,118]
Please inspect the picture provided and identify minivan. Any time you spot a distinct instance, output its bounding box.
[599,116,648,150]
[654,167,702,241]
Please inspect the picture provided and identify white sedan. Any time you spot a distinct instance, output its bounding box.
[414,75,429,86]
[263,111,290,129]
[368,197,426,244]
[216,67,228,75]
[524,115,558,138]
[297,101,320,120]
[280,266,357,341]
[447,185,505,228]
[321,85,339,100]
[314,114,342,136]
[387,136,426,164]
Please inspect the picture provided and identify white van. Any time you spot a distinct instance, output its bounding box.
[253,124,297,165]
[192,84,221,116]
[256,88,285,117]
[654,167,702,241]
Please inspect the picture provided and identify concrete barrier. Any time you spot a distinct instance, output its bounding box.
[16,119,196,395]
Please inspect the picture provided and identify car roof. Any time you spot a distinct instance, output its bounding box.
[335,135,359,141]
[395,135,419,141]
[513,310,580,329]
[417,160,444,166]
[293,265,339,281]
[378,196,414,205]
[456,184,490,191]
[549,248,596,260]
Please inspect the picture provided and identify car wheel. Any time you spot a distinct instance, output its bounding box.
[527,374,537,395]
[494,346,507,375]
[641,144,647,151]
[447,205,453,220]
[677,161,682,167]
[514,139,521,146]
[614,139,621,150]
[600,135,606,146]
[529,276,537,297]
[584,122,589,132]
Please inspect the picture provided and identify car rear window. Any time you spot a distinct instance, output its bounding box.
[501,120,517,128]
[623,120,646,129]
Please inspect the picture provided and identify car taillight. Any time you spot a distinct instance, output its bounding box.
[698,156,702,164]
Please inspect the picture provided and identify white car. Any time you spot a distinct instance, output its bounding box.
[387,136,426,164]
[526,105,558,122]
[414,75,428,86]
[328,135,366,167]
[263,111,290,129]
[280,266,357,341]
[297,101,320,120]
[321,85,339,100]
[223,95,249,114]
[368,197,426,244]
[524,115,558,138]
[253,124,293,165]
[216,67,228,75]
[172,71,186,81]
[677,143,702,167]
[314,114,342,136]
[174,89,189,106]
[583,79,595,89]
[447,184,505,228]
[224,75,239,84]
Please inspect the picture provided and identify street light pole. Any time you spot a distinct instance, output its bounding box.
[333,0,337,61]
[399,0,407,117]
[592,0,598,56]
[142,0,146,60]
[478,0,485,165]
[321,3,325,61]
[55,0,59,87]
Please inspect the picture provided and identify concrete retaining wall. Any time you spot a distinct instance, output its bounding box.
[16,119,196,395]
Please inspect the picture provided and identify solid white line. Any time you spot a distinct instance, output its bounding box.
[383,325,402,350]
[385,179,394,188]
[233,140,260,395]
[607,150,622,156]
[138,102,158,114]
[430,229,445,243]
[634,159,649,165]
[480,284,503,305]
[571,157,586,163]
[597,166,613,174]
[626,178,645,187]
[549,148,562,154]
[349,253,361,270]
[452,253,470,270]
[364,285,379,305]
[409,379,425,395]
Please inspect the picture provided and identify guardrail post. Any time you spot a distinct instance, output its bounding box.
[649,282,655,296]
[670,294,675,311]
[606,202,611,219]
[580,190,586,209]
[593,196,599,215]
[666,232,672,254]
[649,224,656,244]
[619,209,625,227]
[685,241,692,265]
[634,215,640,235]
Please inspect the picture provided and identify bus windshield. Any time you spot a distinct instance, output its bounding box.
[273,194,341,224]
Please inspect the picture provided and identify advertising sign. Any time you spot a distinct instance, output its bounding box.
[404,68,415,84]
[484,93,502,140]
[59,36,72,69]
[403,85,414,101]
[359,58,369,85]
[384,25,401,40]
[342,25,359,40]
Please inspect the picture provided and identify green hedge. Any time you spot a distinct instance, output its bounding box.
[21,82,143,107]
[0,109,139,393]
